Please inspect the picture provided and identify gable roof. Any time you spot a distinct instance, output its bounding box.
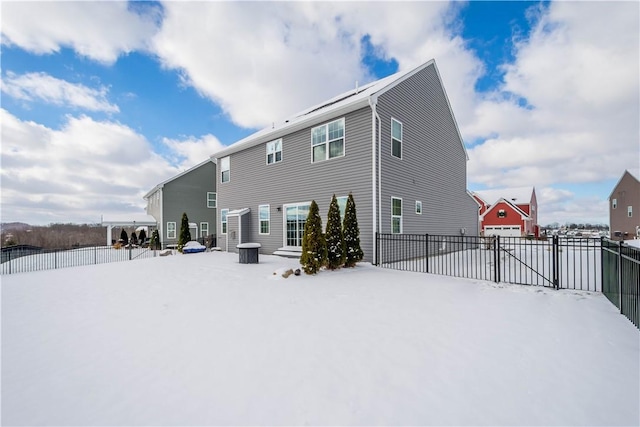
[473,187,535,207]
[212,59,468,160]
[608,169,640,200]
[480,197,531,220]
[143,158,215,200]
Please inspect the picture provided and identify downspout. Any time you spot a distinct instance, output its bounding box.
[369,96,379,265]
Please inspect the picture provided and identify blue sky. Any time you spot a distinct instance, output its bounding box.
[1,1,638,226]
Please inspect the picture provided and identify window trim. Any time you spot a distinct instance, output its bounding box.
[207,192,217,208]
[220,209,229,235]
[311,117,345,163]
[391,197,403,234]
[266,139,283,165]
[220,156,230,183]
[415,200,422,215]
[259,204,270,235]
[391,117,403,159]
[200,222,209,238]
[167,221,176,240]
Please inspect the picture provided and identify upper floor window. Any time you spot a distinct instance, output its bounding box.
[311,118,344,162]
[266,139,282,164]
[391,118,403,159]
[391,197,402,234]
[207,192,217,208]
[221,156,230,183]
[221,209,229,234]
[628,206,633,217]
[498,209,507,218]
[415,200,422,215]
[612,198,617,209]
[259,204,270,235]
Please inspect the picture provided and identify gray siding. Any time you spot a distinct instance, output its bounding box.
[146,189,162,226]
[377,63,479,237]
[217,107,374,260]
[162,161,217,245]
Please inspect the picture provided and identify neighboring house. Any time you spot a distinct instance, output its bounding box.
[143,159,217,247]
[211,59,478,263]
[609,170,640,240]
[472,187,539,237]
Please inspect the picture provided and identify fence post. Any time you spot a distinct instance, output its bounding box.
[493,235,500,283]
[552,235,559,290]
[94,246,97,265]
[375,233,379,266]
[129,245,132,261]
[618,241,623,312]
[425,234,429,274]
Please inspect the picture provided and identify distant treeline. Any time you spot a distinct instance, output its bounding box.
[1,223,118,250]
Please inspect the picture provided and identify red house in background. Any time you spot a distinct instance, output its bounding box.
[471,187,539,237]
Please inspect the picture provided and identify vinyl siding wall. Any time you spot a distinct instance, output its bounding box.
[376,63,478,237]
[609,172,640,240]
[217,107,374,260]
[162,161,217,245]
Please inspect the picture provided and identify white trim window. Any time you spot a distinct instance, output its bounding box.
[221,156,230,183]
[337,196,348,218]
[612,198,617,209]
[311,118,345,162]
[259,204,270,234]
[167,222,176,239]
[391,118,403,159]
[221,209,229,234]
[207,192,217,208]
[415,200,422,215]
[266,139,282,165]
[391,197,402,234]
[284,202,311,247]
[200,222,209,238]
[628,206,633,217]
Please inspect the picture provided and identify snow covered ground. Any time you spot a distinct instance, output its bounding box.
[2,252,638,425]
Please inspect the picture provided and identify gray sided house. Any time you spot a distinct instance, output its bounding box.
[609,169,640,240]
[144,159,217,247]
[212,59,478,263]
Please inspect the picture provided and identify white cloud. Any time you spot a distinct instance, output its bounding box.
[2,71,119,113]
[0,109,184,224]
[466,1,639,191]
[151,2,481,130]
[0,1,159,64]
[162,134,226,169]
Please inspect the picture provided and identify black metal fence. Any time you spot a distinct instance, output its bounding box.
[602,240,640,329]
[376,233,640,329]
[0,245,157,275]
[376,234,601,291]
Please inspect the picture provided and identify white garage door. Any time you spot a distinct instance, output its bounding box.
[484,226,521,237]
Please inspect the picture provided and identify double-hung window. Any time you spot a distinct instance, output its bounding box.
[221,209,229,234]
[612,198,617,209]
[415,200,422,215]
[266,139,282,164]
[200,222,209,238]
[311,118,344,162]
[221,156,230,183]
[391,197,402,234]
[259,204,270,234]
[628,206,633,217]
[207,192,217,208]
[167,222,176,239]
[391,118,403,159]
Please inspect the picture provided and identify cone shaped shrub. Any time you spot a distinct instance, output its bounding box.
[178,212,191,253]
[325,194,345,270]
[343,193,363,267]
[150,229,161,250]
[120,229,128,245]
[300,200,326,274]
[138,229,147,243]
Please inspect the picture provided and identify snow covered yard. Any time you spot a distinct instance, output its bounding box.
[2,252,638,426]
